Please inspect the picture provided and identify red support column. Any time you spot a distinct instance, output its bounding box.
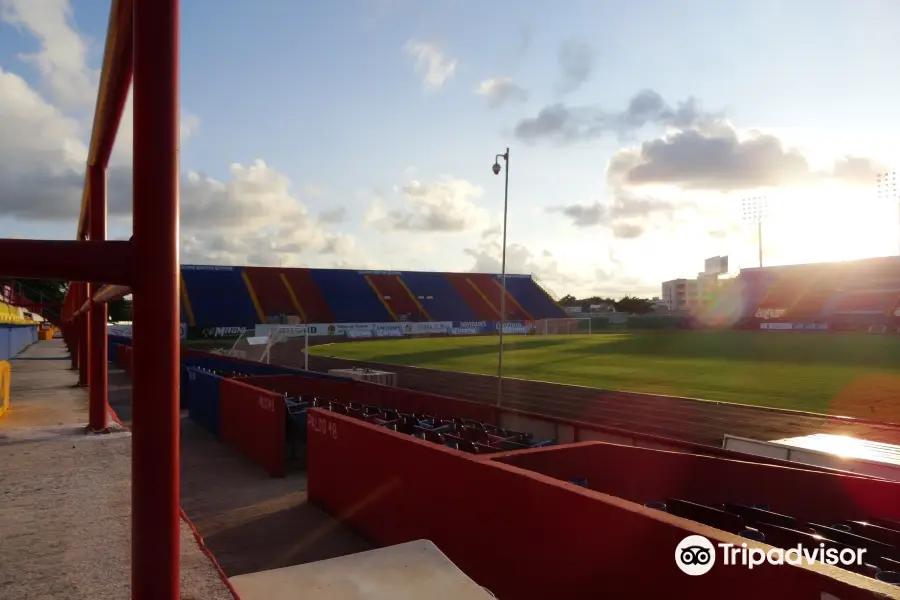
[66,287,78,369]
[78,283,90,387]
[88,166,109,432]
[131,1,180,598]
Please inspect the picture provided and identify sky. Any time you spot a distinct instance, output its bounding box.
[1,0,900,299]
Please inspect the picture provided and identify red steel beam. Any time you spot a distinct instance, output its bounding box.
[74,285,131,316]
[66,284,79,370]
[88,165,108,432]
[131,0,181,597]
[78,287,89,387]
[77,0,134,240]
[0,240,133,283]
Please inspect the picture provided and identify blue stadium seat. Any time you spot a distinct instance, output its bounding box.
[310,269,392,323]
[503,276,567,319]
[181,266,259,327]
[400,272,478,322]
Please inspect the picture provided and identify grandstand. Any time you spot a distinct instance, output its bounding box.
[698,255,900,331]
[180,266,567,328]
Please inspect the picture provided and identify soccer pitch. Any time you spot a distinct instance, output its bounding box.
[308,332,900,421]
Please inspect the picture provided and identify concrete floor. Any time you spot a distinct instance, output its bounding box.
[0,340,234,599]
[107,366,371,578]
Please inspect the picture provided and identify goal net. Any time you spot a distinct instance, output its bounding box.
[534,317,592,335]
[213,325,312,368]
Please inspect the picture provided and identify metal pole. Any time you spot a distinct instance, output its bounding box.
[131,0,180,598]
[758,219,763,268]
[305,326,309,370]
[88,166,109,432]
[78,283,90,387]
[496,148,509,407]
[68,285,79,370]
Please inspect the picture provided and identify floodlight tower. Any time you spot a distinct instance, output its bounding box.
[742,196,768,268]
[877,172,899,256]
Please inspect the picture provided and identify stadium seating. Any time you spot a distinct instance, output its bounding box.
[645,499,900,582]
[178,265,569,326]
[181,266,260,327]
[282,268,333,323]
[243,266,298,321]
[835,291,899,314]
[366,274,423,321]
[443,273,501,321]
[290,394,555,455]
[467,273,531,321]
[741,256,900,328]
[310,270,393,323]
[399,271,478,322]
[503,276,567,320]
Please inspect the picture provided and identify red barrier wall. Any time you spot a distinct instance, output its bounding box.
[496,406,861,474]
[307,409,892,599]
[491,442,900,523]
[219,378,286,477]
[242,374,497,423]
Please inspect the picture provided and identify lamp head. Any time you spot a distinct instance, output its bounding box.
[492,162,502,175]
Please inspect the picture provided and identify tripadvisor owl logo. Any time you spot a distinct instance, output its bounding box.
[676,535,716,576]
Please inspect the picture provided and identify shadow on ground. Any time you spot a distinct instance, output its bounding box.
[108,366,371,577]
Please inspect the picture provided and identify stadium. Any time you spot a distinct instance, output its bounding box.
[3,2,900,600]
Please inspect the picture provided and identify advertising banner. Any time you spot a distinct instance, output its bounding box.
[109,323,187,340]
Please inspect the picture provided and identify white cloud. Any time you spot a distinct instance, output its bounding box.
[464,226,587,296]
[0,1,356,268]
[0,0,98,109]
[366,177,489,233]
[403,40,456,90]
[475,77,528,108]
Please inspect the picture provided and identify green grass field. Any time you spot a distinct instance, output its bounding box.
[308,332,900,421]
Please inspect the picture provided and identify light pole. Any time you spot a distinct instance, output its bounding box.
[492,148,509,407]
[742,196,768,268]
[877,172,899,256]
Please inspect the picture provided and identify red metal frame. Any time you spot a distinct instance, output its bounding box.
[14,1,181,597]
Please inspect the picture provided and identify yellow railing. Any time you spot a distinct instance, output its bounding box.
[0,361,11,419]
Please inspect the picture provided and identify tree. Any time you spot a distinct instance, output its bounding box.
[558,294,578,306]
[107,297,132,323]
[614,296,654,315]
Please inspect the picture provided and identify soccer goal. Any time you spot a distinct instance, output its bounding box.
[214,325,312,368]
[534,317,592,335]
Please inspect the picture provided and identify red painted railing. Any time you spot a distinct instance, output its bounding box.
[5,2,182,598]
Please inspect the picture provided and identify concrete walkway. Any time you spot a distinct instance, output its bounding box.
[0,340,234,599]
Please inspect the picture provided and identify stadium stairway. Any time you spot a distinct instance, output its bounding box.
[312,269,392,323]
[444,273,500,321]
[244,267,303,322]
[282,268,333,324]
[503,276,567,319]
[181,265,260,328]
[400,272,479,322]
[467,273,530,321]
[366,274,429,321]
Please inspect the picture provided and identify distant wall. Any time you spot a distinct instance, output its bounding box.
[0,325,37,361]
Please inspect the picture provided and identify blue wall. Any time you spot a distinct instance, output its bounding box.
[0,325,38,361]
